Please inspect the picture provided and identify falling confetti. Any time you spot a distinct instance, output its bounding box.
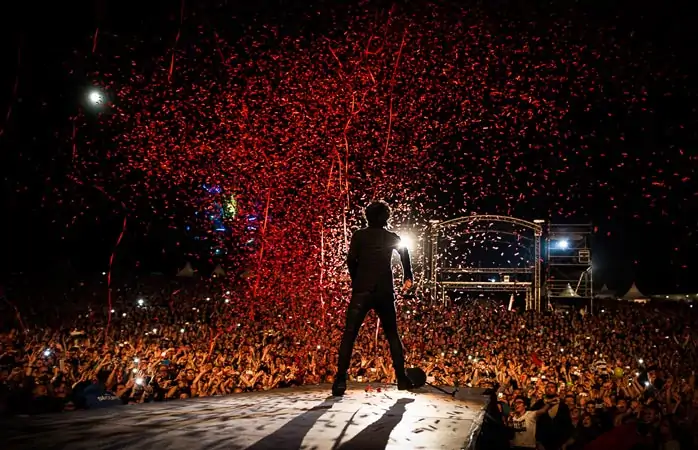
[5,2,698,305]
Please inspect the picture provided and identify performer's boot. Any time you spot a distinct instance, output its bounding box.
[397,372,415,390]
[332,373,347,396]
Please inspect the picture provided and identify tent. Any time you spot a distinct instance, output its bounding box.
[595,284,616,299]
[559,283,581,298]
[177,262,195,277]
[622,283,647,301]
[212,265,226,277]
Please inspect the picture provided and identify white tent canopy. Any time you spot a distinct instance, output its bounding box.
[177,262,195,277]
[596,284,616,299]
[212,265,226,277]
[559,283,581,298]
[622,282,646,300]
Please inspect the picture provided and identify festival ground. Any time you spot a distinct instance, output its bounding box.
[2,383,488,450]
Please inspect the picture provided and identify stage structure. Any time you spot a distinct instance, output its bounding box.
[423,215,543,311]
[544,223,593,303]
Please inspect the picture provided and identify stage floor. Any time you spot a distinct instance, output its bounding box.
[2,383,487,450]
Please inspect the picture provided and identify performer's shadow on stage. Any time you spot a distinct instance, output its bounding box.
[246,396,340,450]
[333,397,415,450]
[245,396,414,450]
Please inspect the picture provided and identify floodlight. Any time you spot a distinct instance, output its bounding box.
[88,90,104,105]
[398,235,414,251]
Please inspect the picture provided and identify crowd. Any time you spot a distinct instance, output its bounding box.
[1,278,697,450]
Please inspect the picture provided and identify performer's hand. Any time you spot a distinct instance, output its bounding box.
[401,279,413,293]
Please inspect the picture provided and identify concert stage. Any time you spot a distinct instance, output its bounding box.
[2,383,488,450]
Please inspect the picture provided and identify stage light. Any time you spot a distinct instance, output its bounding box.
[556,239,569,249]
[88,90,104,105]
[398,235,414,251]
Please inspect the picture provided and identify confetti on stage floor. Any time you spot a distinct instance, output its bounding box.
[2,383,488,450]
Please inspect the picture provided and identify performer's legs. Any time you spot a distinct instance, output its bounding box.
[374,295,411,388]
[333,292,371,395]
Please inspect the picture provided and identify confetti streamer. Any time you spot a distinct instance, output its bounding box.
[92,27,99,54]
[106,214,127,341]
[168,0,185,82]
[3,298,26,334]
[252,190,272,300]
[0,43,20,138]
[383,29,407,158]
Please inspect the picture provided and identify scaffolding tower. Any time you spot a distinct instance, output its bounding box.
[545,223,593,303]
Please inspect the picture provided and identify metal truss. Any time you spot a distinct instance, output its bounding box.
[423,215,543,311]
[545,223,593,303]
[438,267,533,274]
[434,214,543,232]
[439,282,532,290]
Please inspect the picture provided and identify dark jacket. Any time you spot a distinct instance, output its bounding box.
[347,226,413,294]
[532,399,573,449]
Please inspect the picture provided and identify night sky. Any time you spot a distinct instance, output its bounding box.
[1,0,697,298]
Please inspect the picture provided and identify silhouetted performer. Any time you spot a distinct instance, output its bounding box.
[332,201,415,396]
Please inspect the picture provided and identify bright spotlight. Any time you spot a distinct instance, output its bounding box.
[88,90,104,105]
[556,239,569,249]
[398,235,414,251]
